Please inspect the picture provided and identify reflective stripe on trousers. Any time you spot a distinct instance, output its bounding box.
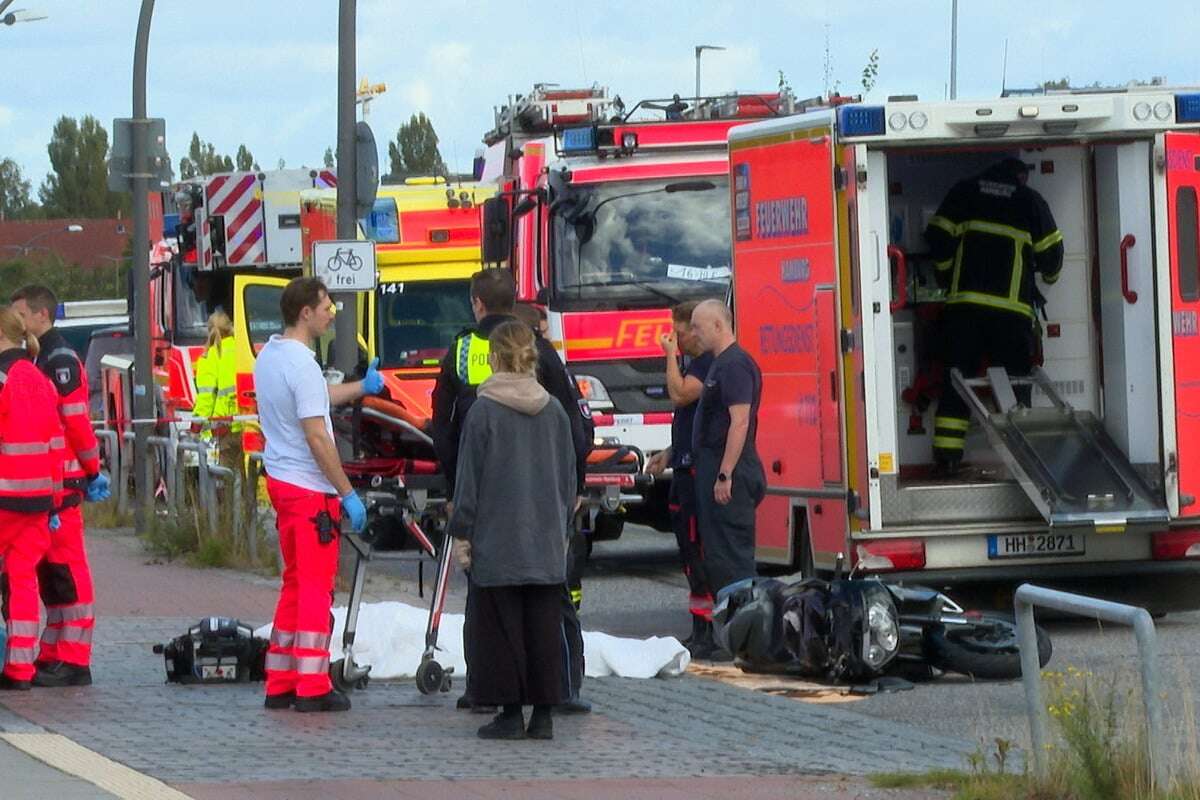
[45,603,95,624]
[39,626,93,645]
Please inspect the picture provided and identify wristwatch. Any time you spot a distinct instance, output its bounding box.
[717,472,730,483]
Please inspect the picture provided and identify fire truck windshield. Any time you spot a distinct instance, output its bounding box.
[551,176,730,310]
[376,279,475,368]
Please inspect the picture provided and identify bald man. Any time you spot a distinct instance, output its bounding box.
[689,300,765,601]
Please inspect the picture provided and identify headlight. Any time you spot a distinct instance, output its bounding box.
[908,111,928,131]
[1154,100,1173,121]
[575,374,613,411]
[1133,101,1152,121]
[868,602,900,652]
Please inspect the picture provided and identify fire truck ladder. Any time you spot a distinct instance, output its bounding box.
[950,367,1169,534]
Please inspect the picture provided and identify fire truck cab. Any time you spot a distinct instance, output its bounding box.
[730,88,1200,607]
[479,84,795,530]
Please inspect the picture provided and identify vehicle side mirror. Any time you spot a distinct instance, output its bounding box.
[481,197,511,265]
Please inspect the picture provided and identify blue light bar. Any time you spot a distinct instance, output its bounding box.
[1177,94,1200,123]
[560,126,597,153]
[837,105,887,137]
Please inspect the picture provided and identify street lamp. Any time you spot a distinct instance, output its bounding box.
[694,44,726,117]
[0,0,48,27]
[1,224,84,258]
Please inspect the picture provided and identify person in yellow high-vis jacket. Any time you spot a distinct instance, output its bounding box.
[191,312,251,520]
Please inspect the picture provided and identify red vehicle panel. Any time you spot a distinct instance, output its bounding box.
[561,310,673,362]
[1166,131,1200,516]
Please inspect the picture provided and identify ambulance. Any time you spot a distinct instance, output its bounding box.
[479,84,796,533]
[729,88,1200,607]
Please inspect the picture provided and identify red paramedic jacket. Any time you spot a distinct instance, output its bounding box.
[36,328,100,505]
[0,348,67,513]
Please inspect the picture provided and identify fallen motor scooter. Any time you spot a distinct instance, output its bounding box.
[712,561,1052,683]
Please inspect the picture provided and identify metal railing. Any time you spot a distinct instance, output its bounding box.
[1015,583,1165,790]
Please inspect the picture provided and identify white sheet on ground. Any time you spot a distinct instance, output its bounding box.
[255,601,691,680]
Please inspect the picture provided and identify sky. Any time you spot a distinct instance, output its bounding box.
[1,0,1197,189]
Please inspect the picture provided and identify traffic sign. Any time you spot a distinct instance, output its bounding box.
[312,240,377,292]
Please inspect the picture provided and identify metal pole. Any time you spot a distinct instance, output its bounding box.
[333,0,358,376]
[1015,595,1049,779]
[949,0,958,100]
[694,46,701,114]
[1133,609,1167,790]
[131,0,156,533]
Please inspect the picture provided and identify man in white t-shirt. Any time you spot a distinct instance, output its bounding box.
[254,277,383,713]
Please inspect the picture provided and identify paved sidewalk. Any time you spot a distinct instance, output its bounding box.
[0,530,966,797]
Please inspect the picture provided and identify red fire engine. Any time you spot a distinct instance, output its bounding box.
[728,88,1200,609]
[479,84,797,534]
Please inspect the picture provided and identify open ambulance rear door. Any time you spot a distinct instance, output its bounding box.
[1161,131,1200,519]
[729,113,848,569]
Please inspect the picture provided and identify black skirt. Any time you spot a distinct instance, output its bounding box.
[468,582,565,707]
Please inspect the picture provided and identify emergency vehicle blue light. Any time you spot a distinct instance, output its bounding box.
[837,105,886,137]
[560,126,597,153]
[1176,94,1200,123]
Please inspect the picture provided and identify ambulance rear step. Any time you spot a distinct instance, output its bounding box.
[951,366,1169,535]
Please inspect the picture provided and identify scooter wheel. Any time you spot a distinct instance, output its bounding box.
[415,659,444,695]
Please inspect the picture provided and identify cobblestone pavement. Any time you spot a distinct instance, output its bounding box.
[0,530,969,797]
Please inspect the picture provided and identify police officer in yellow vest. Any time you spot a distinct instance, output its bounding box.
[924,158,1064,473]
[432,268,594,715]
[192,311,242,471]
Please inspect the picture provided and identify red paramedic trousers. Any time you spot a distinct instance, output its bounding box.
[264,476,341,699]
[37,504,95,666]
[0,509,50,681]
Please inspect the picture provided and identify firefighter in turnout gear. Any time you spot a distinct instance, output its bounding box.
[11,286,110,688]
[923,159,1065,471]
[432,269,594,714]
[0,306,68,690]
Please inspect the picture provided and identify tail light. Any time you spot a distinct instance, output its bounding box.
[1152,530,1200,560]
[855,539,926,572]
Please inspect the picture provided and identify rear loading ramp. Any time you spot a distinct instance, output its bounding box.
[952,367,1168,534]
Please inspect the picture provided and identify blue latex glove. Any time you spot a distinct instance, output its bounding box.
[49,513,61,532]
[361,357,384,396]
[340,491,367,534]
[85,472,111,503]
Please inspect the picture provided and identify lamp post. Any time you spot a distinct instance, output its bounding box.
[1,224,84,258]
[694,44,725,116]
[949,0,958,100]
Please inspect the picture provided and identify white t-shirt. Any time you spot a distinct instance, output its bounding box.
[253,335,337,495]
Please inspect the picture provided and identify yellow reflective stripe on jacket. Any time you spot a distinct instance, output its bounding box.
[1033,229,1064,253]
[934,258,954,272]
[455,333,492,386]
[963,219,1032,243]
[932,436,966,450]
[934,417,970,432]
[927,215,961,236]
[946,291,1035,319]
[194,337,239,425]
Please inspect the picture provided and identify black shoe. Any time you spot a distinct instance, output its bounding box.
[264,691,295,710]
[555,697,592,714]
[294,690,351,713]
[32,662,92,687]
[687,623,731,662]
[456,693,473,710]
[681,614,707,649]
[0,675,31,691]
[527,706,553,740]
[477,710,525,740]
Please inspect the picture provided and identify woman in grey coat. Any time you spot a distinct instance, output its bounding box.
[447,319,577,740]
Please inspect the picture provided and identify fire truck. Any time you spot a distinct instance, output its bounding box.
[478,84,796,533]
[728,87,1200,608]
[148,168,338,424]
[230,178,493,445]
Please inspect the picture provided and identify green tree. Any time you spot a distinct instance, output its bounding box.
[323,146,335,169]
[0,158,37,220]
[861,49,880,94]
[235,144,255,171]
[179,132,235,179]
[387,112,445,181]
[38,115,127,218]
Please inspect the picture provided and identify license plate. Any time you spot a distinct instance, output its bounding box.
[199,663,238,681]
[987,532,1086,559]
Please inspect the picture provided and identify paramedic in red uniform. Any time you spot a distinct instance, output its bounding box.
[646,300,722,659]
[254,277,383,712]
[924,158,1064,473]
[0,307,67,690]
[10,285,111,688]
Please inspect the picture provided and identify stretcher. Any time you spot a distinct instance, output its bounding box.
[331,395,657,695]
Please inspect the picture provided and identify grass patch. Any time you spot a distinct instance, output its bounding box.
[83,498,133,529]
